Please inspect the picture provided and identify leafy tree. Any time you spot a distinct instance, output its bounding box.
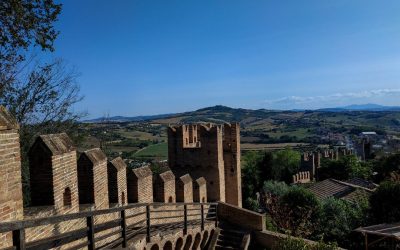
[276,236,338,250]
[369,181,400,223]
[317,198,368,246]
[241,151,263,209]
[1,59,84,206]
[0,0,62,94]
[263,180,290,197]
[280,187,320,237]
[318,155,372,181]
[372,153,400,182]
[274,148,301,183]
[265,186,320,238]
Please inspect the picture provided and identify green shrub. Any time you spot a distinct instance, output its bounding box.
[276,236,338,250]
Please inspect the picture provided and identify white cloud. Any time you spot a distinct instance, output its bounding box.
[263,88,400,109]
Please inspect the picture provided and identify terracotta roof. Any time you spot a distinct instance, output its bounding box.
[82,148,107,165]
[179,174,192,184]
[345,177,378,191]
[37,133,75,155]
[132,166,152,178]
[355,222,400,238]
[0,106,18,130]
[159,170,175,182]
[307,178,372,202]
[195,177,206,186]
[308,179,353,200]
[109,157,126,171]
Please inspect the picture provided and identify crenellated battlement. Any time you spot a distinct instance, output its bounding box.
[168,123,242,207]
[0,106,211,249]
[295,148,355,183]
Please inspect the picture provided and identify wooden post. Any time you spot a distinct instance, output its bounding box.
[183,204,188,235]
[120,210,127,247]
[364,233,368,250]
[12,229,25,250]
[201,204,204,231]
[215,204,218,227]
[146,205,151,243]
[87,216,95,250]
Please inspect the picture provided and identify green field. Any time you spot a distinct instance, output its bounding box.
[133,142,168,159]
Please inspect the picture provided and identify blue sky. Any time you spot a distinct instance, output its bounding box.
[40,1,400,118]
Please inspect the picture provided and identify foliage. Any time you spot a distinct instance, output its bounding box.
[369,181,400,223]
[263,180,290,197]
[0,0,62,94]
[276,236,338,250]
[1,59,84,206]
[273,148,301,183]
[317,197,368,246]
[372,153,400,182]
[265,186,320,238]
[318,155,372,181]
[242,151,263,209]
[241,148,300,210]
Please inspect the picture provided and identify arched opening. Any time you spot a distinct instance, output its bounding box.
[63,187,72,206]
[175,238,183,250]
[163,241,173,250]
[151,244,160,250]
[121,192,125,204]
[201,197,205,203]
[168,196,173,203]
[200,231,209,249]
[183,235,192,250]
[192,233,201,250]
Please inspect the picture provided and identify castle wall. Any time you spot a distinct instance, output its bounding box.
[222,123,242,207]
[127,166,153,203]
[0,107,23,248]
[29,133,79,214]
[108,157,128,205]
[154,170,176,203]
[176,174,193,203]
[77,148,109,209]
[193,177,207,203]
[168,125,226,203]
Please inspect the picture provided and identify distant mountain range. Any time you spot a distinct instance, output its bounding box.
[317,103,400,112]
[83,104,400,123]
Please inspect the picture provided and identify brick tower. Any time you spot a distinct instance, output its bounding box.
[168,123,242,207]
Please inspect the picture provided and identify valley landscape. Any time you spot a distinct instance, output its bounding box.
[79,105,400,163]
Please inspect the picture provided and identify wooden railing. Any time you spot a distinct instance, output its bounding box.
[0,202,218,250]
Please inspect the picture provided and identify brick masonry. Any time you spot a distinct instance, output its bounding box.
[193,177,207,203]
[28,133,79,214]
[154,170,176,203]
[0,106,218,249]
[168,123,242,207]
[127,166,153,203]
[0,106,23,248]
[78,148,109,209]
[176,174,193,203]
[108,157,128,205]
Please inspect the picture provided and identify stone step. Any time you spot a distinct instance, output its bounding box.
[218,234,243,242]
[215,245,239,250]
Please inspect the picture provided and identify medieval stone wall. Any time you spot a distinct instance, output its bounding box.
[0,107,23,248]
[168,123,242,207]
[0,106,212,249]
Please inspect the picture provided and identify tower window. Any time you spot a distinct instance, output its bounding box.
[63,187,72,206]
